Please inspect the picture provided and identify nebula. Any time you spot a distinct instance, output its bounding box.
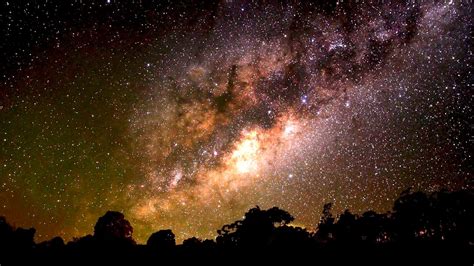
[120,1,472,241]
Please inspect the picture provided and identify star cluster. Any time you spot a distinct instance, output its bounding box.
[0,1,472,243]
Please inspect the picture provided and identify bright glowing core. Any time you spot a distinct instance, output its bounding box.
[231,130,260,174]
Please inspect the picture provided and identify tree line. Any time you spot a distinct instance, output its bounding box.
[0,188,472,265]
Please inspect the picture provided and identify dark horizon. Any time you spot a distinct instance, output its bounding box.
[2,186,472,245]
[1,188,473,264]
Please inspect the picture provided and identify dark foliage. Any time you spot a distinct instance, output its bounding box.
[94,211,135,245]
[0,188,472,265]
[147,229,175,251]
[216,206,294,249]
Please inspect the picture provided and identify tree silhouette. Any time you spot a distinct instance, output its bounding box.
[147,229,176,251]
[182,237,202,249]
[217,206,294,249]
[434,190,474,244]
[0,216,14,249]
[357,211,389,244]
[93,211,135,245]
[392,188,474,244]
[0,216,36,252]
[392,189,431,242]
[38,236,65,250]
[272,224,312,249]
[314,202,335,243]
[0,188,472,263]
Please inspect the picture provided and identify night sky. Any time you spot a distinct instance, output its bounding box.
[0,1,472,243]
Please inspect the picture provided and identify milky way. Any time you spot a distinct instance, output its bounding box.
[0,1,472,243]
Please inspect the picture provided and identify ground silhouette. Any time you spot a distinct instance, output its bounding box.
[0,188,472,265]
